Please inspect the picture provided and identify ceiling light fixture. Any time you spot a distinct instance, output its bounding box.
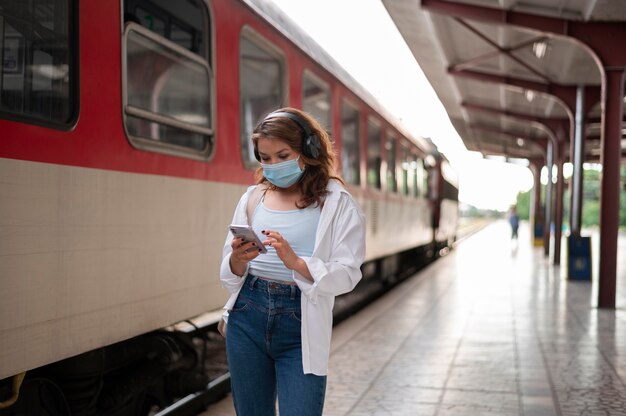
[525,90,535,102]
[532,41,548,59]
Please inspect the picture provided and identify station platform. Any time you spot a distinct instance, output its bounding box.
[202,221,626,415]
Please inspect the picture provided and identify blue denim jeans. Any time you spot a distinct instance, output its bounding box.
[226,275,327,416]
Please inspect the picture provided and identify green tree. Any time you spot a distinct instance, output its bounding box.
[515,166,626,230]
[515,190,530,220]
[581,168,600,227]
[582,200,600,227]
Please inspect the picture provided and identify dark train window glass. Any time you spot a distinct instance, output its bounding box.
[401,145,410,196]
[171,24,193,51]
[124,0,207,58]
[341,100,360,185]
[413,156,421,198]
[366,118,381,190]
[428,166,439,200]
[240,30,285,168]
[386,137,397,192]
[302,71,331,131]
[122,0,213,158]
[0,0,76,126]
[136,6,165,37]
[422,159,430,198]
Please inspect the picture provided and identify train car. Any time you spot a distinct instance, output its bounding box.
[0,0,457,413]
[430,153,460,253]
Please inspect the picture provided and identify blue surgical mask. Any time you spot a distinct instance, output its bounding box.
[261,157,304,188]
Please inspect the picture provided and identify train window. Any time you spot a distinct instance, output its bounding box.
[423,159,430,198]
[413,156,421,198]
[401,145,410,196]
[122,0,214,158]
[340,100,360,185]
[302,71,330,131]
[240,29,286,168]
[124,0,207,58]
[0,0,77,127]
[366,118,382,190]
[385,136,397,192]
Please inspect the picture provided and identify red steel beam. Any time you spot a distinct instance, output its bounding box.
[586,150,626,162]
[449,68,600,116]
[469,124,548,148]
[588,115,626,124]
[422,0,626,66]
[587,133,626,141]
[461,102,569,139]
[421,0,568,34]
[598,70,625,308]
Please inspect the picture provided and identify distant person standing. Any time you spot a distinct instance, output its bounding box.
[509,206,520,240]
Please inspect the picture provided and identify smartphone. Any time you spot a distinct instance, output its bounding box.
[229,224,267,254]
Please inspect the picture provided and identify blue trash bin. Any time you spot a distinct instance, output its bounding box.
[533,222,544,246]
[567,235,591,281]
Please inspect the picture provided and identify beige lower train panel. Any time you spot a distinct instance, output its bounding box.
[0,158,245,379]
[0,158,435,379]
[359,195,432,259]
[437,199,460,243]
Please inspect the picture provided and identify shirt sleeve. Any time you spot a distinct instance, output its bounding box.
[293,194,366,303]
[219,189,252,294]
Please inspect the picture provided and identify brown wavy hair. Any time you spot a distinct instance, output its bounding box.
[252,107,344,208]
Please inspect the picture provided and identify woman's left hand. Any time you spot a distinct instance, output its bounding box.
[262,230,312,280]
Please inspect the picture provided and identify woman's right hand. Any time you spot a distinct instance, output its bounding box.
[229,238,262,277]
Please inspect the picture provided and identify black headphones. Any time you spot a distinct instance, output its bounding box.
[254,111,322,161]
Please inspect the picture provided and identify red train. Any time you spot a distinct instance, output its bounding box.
[0,0,458,413]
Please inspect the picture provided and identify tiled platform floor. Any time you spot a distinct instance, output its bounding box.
[201,221,626,415]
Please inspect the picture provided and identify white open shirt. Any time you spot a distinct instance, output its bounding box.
[219,180,366,375]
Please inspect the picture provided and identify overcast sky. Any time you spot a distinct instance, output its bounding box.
[269,0,535,210]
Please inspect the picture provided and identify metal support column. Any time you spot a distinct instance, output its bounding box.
[543,140,554,257]
[566,86,592,280]
[530,161,543,246]
[570,86,585,235]
[598,68,625,308]
[553,144,565,265]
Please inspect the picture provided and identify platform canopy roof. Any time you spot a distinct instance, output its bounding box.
[382,0,626,164]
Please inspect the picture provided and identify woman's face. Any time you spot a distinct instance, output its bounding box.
[257,136,304,168]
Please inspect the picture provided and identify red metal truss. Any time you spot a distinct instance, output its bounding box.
[423,0,626,307]
[462,102,568,264]
[451,18,550,82]
[461,102,569,141]
[422,0,626,66]
[469,124,548,150]
[449,68,601,118]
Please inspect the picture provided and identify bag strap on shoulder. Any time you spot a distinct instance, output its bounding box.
[246,183,268,225]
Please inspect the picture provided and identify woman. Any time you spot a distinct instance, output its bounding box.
[219,107,366,416]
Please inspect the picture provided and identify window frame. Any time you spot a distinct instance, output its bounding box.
[412,153,422,198]
[0,0,79,130]
[301,69,331,132]
[385,134,397,193]
[339,97,361,186]
[238,25,288,170]
[400,142,411,197]
[121,16,215,161]
[366,116,383,191]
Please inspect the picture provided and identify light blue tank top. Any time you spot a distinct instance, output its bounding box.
[249,200,321,282]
